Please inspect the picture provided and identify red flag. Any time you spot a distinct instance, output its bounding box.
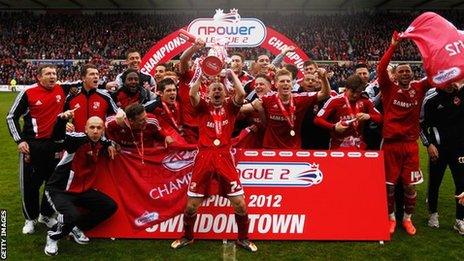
[97,148,197,229]
[399,12,464,89]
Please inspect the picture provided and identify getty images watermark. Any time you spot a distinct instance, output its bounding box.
[1,209,6,260]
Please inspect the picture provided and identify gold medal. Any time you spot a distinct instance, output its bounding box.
[290,130,295,136]
[213,139,221,146]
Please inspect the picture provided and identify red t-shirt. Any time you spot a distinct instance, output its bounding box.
[261,91,318,149]
[314,93,382,149]
[378,44,431,141]
[195,97,241,149]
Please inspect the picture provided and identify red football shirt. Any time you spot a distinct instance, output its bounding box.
[314,93,382,149]
[178,70,208,128]
[105,114,165,148]
[378,44,431,141]
[261,91,318,149]
[195,97,241,149]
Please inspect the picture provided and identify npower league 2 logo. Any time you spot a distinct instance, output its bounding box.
[161,150,324,187]
[187,8,267,47]
[237,161,323,187]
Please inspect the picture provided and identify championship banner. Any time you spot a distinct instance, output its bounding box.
[141,9,309,79]
[88,149,390,241]
[400,12,464,89]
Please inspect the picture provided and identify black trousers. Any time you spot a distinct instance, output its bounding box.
[20,139,59,220]
[427,146,464,219]
[45,188,117,240]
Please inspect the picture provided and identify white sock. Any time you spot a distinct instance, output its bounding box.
[389,213,396,220]
[403,214,412,221]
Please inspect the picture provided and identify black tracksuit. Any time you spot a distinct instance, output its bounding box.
[45,118,117,240]
[420,87,464,219]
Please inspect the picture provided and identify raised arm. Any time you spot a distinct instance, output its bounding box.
[179,38,205,75]
[228,70,246,105]
[378,32,399,88]
[189,72,202,107]
[316,68,330,101]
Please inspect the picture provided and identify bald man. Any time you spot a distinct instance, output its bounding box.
[43,115,118,256]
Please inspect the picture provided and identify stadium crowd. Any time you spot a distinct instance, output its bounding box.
[4,9,464,257]
[5,10,464,85]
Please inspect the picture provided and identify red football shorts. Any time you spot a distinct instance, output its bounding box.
[188,148,244,198]
[382,140,423,185]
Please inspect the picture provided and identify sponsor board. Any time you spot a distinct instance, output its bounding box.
[88,149,389,241]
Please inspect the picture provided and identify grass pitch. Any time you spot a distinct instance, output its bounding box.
[0,92,462,260]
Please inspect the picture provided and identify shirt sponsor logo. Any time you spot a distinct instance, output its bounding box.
[237,162,323,187]
[269,115,287,121]
[135,211,159,227]
[393,99,417,108]
[206,119,229,128]
[432,67,461,84]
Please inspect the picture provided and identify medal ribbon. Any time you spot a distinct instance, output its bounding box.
[209,106,225,139]
[125,118,144,164]
[343,93,361,133]
[162,101,181,132]
[275,93,295,130]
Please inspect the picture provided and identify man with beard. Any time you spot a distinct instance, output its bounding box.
[113,69,156,109]
[314,74,382,150]
[65,64,118,132]
[378,34,431,236]
[249,68,330,149]
[171,70,257,252]
[107,49,156,92]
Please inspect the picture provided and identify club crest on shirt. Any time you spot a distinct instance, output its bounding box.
[93,101,100,110]
[162,150,197,171]
[454,96,461,106]
[189,182,197,191]
[409,89,416,98]
[56,95,62,103]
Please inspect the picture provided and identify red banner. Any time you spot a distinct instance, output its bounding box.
[88,149,389,241]
[141,27,309,79]
[400,12,464,89]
